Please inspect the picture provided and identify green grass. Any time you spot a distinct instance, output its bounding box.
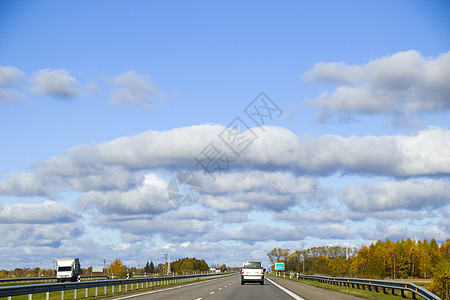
[0,274,234,300]
[272,273,428,300]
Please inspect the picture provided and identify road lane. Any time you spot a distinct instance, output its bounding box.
[108,274,300,300]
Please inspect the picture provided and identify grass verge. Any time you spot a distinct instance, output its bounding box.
[0,274,235,300]
[271,274,428,300]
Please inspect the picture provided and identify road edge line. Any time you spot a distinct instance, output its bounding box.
[266,278,306,300]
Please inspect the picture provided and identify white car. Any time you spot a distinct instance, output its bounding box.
[241,261,264,285]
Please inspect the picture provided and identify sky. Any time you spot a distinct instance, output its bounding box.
[0,0,449,270]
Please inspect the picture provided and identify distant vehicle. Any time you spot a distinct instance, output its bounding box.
[241,261,265,285]
[56,258,80,282]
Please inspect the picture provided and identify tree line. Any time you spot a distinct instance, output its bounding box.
[267,238,450,299]
[107,257,213,278]
[0,257,214,280]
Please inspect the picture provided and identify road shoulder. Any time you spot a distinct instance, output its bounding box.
[267,274,363,300]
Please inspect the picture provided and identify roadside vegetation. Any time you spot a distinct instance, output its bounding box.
[268,238,450,299]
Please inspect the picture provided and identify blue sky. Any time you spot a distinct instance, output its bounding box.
[0,0,449,270]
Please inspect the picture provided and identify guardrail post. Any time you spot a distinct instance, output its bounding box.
[401,290,406,298]
[392,288,396,295]
[104,285,106,295]
[46,292,49,300]
[412,291,417,300]
[74,289,77,299]
[61,290,64,300]
[125,284,128,291]
[95,287,98,296]
[85,288,88,298]
[119,284,122,293]
[112,285,114,294]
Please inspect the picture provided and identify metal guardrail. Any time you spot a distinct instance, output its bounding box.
[296,274,441,300]
[0,276,109,284]
[0,272,235,298]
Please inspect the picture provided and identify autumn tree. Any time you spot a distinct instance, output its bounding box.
[109,259,126,278]
[13,268,23,278]
[219,264,227,272]
[430,259,450,300]
[311,255,330,275]
[267,247,290,265]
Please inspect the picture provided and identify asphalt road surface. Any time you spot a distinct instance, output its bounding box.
[108,273,361,300]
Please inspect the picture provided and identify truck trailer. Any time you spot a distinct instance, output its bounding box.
[56,258,80,282]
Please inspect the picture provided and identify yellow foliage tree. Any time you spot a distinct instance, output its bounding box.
[109,259,126,278]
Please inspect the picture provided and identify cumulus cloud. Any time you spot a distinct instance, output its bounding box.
[340,179,450,212]
[213,223,352,244]
[90,208,214,242]
[216,211,248,223]
[0,65,25,103]
[56,124,450,177]
[304,50,450,115]
[30,69,79,100]
[274,207,345,223]
[110,70,162,109]
[359,224,411,241]
[0,172,50,197]
[0,200,77,224]
[0,223,84,247]
[1,125,449,199]
[79,173,172,215]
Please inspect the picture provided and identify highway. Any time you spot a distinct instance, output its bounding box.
[107,274,362,300]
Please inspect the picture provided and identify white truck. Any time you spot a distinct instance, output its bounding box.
[56,258,81,282]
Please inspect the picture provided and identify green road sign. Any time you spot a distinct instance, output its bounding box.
[275,263,285,271]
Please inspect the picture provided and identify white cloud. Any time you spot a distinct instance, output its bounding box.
[0,223,84,247]
[340,179,450,212]
[30,69,79,100]
[1,125,449,199]
[0,200,77,224]
[65,124,450,177]
[359,223,411,241]
[78,173,171,215]
[0,65,25,103]
[216,211,248,223]
[110,70,161,109]
[304,50,450,114]
[90,208,214,242]
[0,172,50,197]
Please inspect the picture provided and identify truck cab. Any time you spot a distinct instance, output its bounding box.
[56,258,80,282]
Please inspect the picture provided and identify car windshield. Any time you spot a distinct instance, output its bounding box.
[58,266,72,272]
[244,262,261,269]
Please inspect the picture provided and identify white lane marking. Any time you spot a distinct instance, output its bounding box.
[266,278,306,300]
[209,291,215,294]
[195,298,202,300]
[218,288,222,290]
[112,275,238,300]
